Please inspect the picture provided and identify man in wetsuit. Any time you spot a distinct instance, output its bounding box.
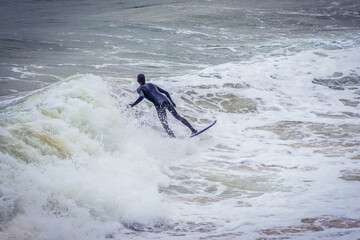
[129,74,197,138]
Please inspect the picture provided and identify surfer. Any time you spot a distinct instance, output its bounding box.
[129,74,197,138]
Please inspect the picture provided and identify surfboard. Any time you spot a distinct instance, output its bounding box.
[190,120,217,138]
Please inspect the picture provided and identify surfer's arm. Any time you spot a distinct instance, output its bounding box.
[156,86,176,107]
[130,88,145,107]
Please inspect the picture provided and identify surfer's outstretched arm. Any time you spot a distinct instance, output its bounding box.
[130,88,145,107]
[156,86,176,107]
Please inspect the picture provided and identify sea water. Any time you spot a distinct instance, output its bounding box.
[0,0,360,239]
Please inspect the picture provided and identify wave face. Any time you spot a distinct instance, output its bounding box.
[0,74,189,239]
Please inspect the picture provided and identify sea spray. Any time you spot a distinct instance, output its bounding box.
[0,74,191,239]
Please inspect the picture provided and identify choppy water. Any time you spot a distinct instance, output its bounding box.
[1,0,360,239]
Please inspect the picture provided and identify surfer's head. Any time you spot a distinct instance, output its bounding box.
[137,74,146,85]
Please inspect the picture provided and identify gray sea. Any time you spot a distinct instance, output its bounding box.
[1,0,360,239]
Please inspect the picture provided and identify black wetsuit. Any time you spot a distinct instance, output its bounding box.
[130,83,196,137]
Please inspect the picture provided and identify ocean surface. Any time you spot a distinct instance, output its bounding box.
[1,0,360,239]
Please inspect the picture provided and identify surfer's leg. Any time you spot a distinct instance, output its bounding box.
[156,105,175,138]
[166,103,197,134]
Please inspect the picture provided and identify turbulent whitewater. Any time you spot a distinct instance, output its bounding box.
[1,0,360,239]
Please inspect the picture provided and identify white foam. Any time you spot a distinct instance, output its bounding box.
[1,47,360,239]
[149,47,360,238]
[0,74,199,239]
